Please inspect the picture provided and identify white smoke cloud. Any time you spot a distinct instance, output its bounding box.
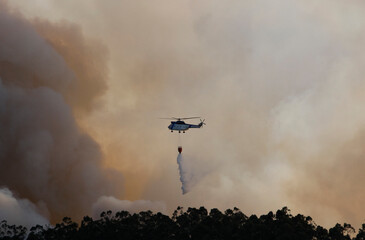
[0,188,49,228]
[92,196,166,218]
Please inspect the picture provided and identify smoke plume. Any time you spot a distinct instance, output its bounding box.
[0,188,49,228]
[92,196,166,218]
[6,0,365,228]
[0,1,122,223]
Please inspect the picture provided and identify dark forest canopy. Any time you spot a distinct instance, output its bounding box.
[1,206,365,240]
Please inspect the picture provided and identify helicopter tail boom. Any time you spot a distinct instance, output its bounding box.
[188,119,206,128]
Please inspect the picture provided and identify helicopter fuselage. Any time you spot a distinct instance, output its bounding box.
[168,121,202,133]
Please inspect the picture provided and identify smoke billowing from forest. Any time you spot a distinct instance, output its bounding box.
[92,196,166,219]
[3,0,365,228]
[0,188,49,228]
[0,1,124,223]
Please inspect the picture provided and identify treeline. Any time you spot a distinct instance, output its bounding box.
[1,206,365,240]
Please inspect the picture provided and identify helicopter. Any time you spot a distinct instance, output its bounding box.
[161,117,206,133]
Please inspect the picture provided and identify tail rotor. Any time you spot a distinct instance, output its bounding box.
[200,119,206,127]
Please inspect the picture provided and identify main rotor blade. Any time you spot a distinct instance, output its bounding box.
[159,117,201,120]
[178,117,201,120]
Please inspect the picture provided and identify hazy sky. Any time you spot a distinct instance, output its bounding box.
[2,0,365,228]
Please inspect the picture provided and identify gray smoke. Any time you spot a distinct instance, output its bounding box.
[0,188,49,228]
[0,1,122,223]
[7,0,365,228]
[92,196,166,218]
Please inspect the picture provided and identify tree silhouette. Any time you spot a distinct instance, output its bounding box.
[0,220,27,240]
[1,207,365,240]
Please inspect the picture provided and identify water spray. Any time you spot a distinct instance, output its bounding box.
[177,153,187,194]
